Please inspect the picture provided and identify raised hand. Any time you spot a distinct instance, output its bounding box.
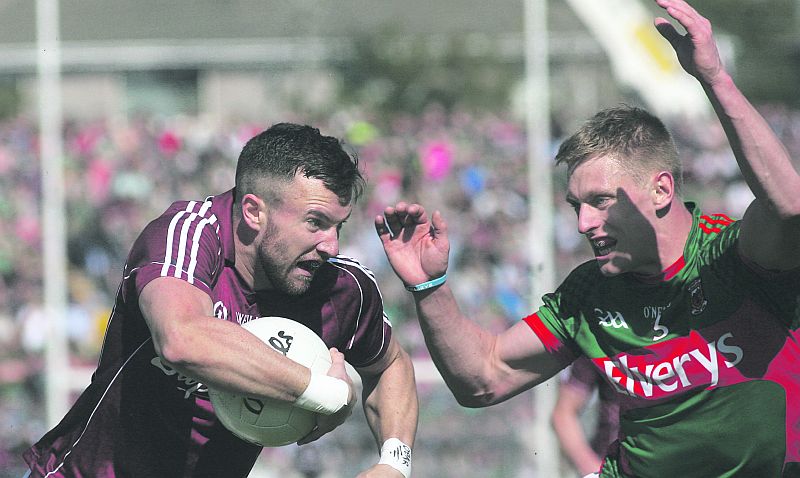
[374,202,450,287]
[654,0,724,85]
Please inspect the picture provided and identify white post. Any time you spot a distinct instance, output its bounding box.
[524,0,559,476]
[37,0,70,427]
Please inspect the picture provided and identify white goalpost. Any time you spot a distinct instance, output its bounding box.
[524,1,560,476]
[37,0,70,428]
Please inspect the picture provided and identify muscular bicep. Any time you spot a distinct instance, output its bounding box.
[490,321,568,402]
[738,198,800,271]
[140,276,214,359]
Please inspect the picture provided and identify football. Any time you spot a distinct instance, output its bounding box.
[208,316,332,447]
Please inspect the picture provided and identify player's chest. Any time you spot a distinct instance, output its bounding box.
[208,269,352,347]
[579,270,742,346]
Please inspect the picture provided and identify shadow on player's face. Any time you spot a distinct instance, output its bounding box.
[567,155,661,277]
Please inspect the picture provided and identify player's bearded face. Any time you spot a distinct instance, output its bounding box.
[254,175,349,295]
[257,218,315,295]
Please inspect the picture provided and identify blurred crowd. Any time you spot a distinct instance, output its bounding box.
[2,101,799,477]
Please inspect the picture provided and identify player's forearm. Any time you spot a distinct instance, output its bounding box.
[158,315,311,402]
[412,285,501,407]
[703,72,800,218]
[362,349,418,448]
[552,412,602,475]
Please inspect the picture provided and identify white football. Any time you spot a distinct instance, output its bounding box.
[209,316,332,447]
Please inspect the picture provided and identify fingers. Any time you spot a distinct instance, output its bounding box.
[374,215,393,240]
[654,17,681,46]
[431,210,447,237]
[296,424,323,445]
[375,202,431,241]
[655,0,708,36]
[327,348,349,380]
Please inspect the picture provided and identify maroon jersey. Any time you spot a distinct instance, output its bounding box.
[561,356,620,457]
[24,189,392,478]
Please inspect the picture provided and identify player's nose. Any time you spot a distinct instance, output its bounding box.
[316,228,339,258]
[577,204,601,235]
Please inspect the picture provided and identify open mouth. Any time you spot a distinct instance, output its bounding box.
[296,260,322,275]
[591,238,616,257]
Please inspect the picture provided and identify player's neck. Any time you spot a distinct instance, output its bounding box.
[233,221,257,290]
[655,202,693,274]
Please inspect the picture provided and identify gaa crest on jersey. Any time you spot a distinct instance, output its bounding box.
[688,278,707,315]
[595,308,629,329]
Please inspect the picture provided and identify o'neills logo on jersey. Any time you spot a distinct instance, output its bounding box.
[599,331,743,399]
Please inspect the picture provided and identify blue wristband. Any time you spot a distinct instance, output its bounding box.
[405,274,447,292]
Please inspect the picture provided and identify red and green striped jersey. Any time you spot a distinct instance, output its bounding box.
[525,203,800,478]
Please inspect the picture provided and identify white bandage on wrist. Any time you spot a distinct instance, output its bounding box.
[294,374,349,415]
[378,438,412,478]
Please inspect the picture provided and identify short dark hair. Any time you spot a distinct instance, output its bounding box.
[555,105,683,194]
[234,122,365,205]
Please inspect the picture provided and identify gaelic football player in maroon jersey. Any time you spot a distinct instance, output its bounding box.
[376,1,799,477]
[24,123,418,478]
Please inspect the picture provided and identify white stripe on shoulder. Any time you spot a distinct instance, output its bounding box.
[328,255,387,323]
[186,214,218,284]
[160,199,218,283]
[328,256,391,355]
[161,201,197,277]
[328,255,378,283]
[328,260,364,350]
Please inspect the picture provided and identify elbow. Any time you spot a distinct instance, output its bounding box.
[153,328,195,370]
[775,198,800,221]
[454,395,493,409]
[452,388,502,409]
[766,184,800,220]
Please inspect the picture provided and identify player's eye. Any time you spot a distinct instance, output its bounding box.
[307,218,322,230]
[567,201,580,214]
[591,196,612,209]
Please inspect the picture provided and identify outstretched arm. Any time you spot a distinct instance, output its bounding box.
[655,0,800,270]
[375,203,564,407]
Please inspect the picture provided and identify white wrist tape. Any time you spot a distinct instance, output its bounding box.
[294,374,349,415]
[378,438,412,478]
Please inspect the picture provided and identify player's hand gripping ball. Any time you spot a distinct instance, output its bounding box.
[208,316,332,447]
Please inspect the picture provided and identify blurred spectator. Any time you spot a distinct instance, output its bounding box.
[552,357,620,477]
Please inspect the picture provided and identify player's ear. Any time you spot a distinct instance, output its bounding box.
[650,171,675,216]
[241,193,266,232]
[652,171,675,210]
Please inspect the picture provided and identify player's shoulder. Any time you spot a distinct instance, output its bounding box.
[324,255,380,289]
[686,204,741,265]
[686,202,739,243]
[310,255,382,303]
[559,259,604,293]
[142,193,229,237]
[694,210,739,239]
[309,255,385,319]
[131,193,231,265]
[146,196,216,226]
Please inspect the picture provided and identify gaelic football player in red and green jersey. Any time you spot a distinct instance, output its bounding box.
[376,1,800,476]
